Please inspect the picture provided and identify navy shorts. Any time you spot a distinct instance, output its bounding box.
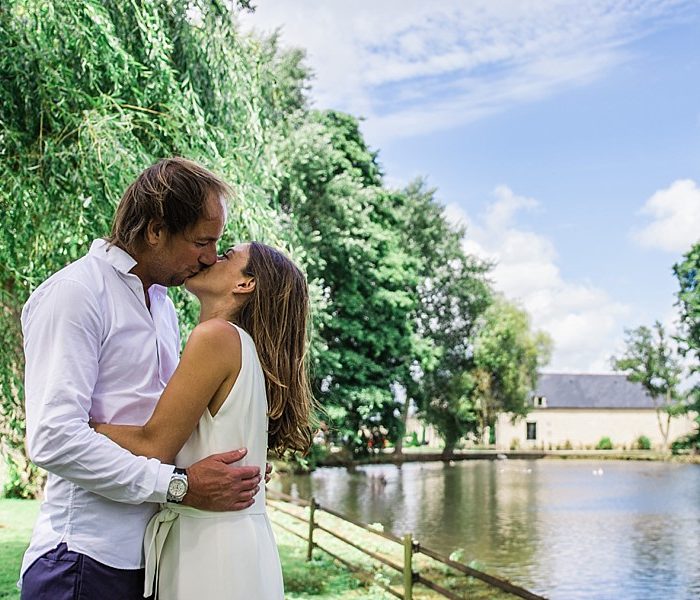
[20,543,152,600]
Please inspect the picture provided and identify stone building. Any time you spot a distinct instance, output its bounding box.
[495,373,697,450]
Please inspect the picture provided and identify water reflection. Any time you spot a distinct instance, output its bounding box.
[273,460,700,599]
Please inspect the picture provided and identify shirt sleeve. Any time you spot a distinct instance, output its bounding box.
[22,278,173,504]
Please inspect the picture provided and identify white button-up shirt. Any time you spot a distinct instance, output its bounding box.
[20,239,179,574]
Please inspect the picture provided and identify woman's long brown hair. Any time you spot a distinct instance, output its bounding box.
[234,242,315,455]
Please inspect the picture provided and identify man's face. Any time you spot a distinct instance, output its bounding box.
[148,195,227,287]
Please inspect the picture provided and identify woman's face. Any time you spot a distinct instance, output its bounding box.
[184,242,252,299]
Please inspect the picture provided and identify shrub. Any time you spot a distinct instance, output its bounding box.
[596,437,613,450]
[307,443,331,468]
[671,433,700,455]
[287,443,330,473]
[404,431,421,447]
[635,435,652,450]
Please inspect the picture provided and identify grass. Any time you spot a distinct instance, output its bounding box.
[0,499,373,599]
[0,499,37,600]
[268,499,516,600]
[1,498,522,599]
[276,537,369,599]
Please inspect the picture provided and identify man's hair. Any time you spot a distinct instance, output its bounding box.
[108,157,231,252]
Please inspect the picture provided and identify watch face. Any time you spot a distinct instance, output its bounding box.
[169,479,187,497]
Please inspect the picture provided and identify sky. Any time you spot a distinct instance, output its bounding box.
[238,0,700,373]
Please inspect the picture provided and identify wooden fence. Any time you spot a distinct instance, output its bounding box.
[267,490,547,600]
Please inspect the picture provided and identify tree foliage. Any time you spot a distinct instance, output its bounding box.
[674,244,700,356]
[611,322,685,449]
[472,299,552,437]
[275,112,421,454]
[673,243,700,443]
[391,181,494,455]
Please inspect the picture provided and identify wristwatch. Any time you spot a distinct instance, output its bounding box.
[166,468,188,503]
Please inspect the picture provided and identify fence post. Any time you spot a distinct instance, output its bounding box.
[307,497,316,561]
[403,533,413,600]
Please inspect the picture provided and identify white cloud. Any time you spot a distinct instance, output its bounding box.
[632,179,700,253]
[447,186,631,373]
[238,0,691,142]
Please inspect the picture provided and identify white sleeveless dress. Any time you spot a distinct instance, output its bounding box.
[143,324,284,599]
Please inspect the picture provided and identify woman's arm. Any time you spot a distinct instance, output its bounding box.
[92,319,241,463]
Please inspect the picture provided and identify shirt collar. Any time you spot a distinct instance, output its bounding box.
[89,239,169,304]
[89,239,137,274]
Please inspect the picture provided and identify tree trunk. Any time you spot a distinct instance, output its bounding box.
[655,392,672,452]
[662,412,672,454]
[394,398,410,455]
[442,438,456,457]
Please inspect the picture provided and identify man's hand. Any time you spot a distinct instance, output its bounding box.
[265,461,273,485]
[183,448,261,511]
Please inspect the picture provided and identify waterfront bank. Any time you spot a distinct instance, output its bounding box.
[308,448,700,470]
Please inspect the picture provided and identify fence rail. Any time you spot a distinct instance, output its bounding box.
[267,490,547,600]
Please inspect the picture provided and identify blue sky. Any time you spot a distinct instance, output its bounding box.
[239,1,700,372]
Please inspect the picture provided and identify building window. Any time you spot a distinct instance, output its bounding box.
[526,422,537,440]
[532,395,547,407]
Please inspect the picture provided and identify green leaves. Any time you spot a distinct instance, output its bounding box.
[611,321,686,449]
[675,244,700,373]
[394,182,551,453]
[612,323,682,400]
[471,299,552,423]
[274,111,419,454]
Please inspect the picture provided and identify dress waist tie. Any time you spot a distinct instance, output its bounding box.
[143,506,179,599]
[143,499,267,598]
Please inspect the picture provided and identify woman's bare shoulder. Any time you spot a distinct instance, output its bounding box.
[186,318,241,353]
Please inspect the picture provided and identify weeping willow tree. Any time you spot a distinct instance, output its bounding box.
[0,0,304,496]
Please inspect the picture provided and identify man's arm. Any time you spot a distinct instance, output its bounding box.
[23,279,174,503]
[23,280,260,509]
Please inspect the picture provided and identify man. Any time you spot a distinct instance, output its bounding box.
[20,158,264,599]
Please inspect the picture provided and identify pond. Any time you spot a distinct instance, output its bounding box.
[272,459,700,599]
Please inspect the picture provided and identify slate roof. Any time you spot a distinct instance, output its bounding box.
[533,373,656,409]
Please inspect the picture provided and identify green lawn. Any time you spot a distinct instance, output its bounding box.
[0,498,521,599]
[0,499,37,600]
[0,499,375,600]
[1,497,515,599]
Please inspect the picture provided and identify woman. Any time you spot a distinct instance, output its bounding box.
[92,241,313,599]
